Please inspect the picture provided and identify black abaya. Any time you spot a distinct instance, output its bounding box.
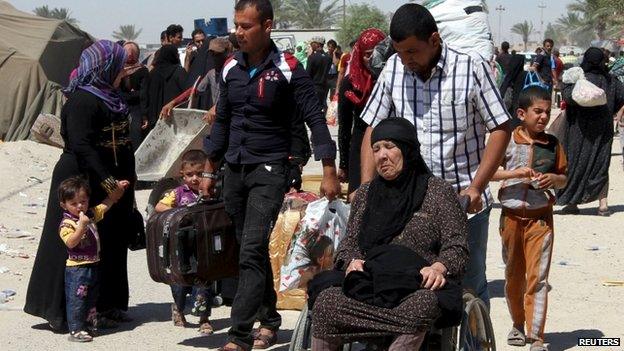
[24,90,136,328]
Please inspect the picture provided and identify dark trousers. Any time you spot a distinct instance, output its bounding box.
[315,85,329,113]
[65,265,98,333]
[224,161,288,349]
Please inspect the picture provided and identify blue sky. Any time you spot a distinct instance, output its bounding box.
[12,0,571,45]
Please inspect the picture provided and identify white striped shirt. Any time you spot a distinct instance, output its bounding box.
[361,43,510,207]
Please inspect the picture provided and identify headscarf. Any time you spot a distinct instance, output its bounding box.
[295,41,308,69]
[345,28,386,107]
[359,118,432,253]
[581,47,609,77]
[64,40,128,114]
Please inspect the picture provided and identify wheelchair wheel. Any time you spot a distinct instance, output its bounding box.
[458,291,496,351]
[289,303,353,351]
[289,304,312,351]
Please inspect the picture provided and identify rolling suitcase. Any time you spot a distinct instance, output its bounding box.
[146,199,239,286]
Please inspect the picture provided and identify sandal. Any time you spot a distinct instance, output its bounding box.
[597,207,611,217]
[198,318,214,335]
[530,342,549,351]
[171,304,187,327]
[253,328,278,349]
[507,327,526,346]
[68,330,93,342]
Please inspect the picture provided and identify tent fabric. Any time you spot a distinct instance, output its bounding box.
[0,1,92,141]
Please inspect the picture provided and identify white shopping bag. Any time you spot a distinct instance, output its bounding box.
[280,198,350,291]
[572,79,607,107]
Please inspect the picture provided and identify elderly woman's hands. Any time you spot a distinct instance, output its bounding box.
[346,259,365,275]
[420,262,448,291]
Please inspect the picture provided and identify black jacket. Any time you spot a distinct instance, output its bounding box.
[204,41,335,164]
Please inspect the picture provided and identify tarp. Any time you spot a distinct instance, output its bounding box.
[0,1,92,141]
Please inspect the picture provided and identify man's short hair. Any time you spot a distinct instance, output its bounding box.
[166,24,184,38]
[191,29,205,38]
[58,176,91,203]
[124,41,140,54]
[180,149,208,168]
[543,38,554,46]
[327,39,337,48]
[501,41,510,51]
[390,3,438,43]
[235,0,274,22]
[160,30,167,41]
[518,85,552,110]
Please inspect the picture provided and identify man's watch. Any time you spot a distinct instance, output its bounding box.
[202,172,219,180]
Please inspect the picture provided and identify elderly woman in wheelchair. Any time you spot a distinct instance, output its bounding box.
[309,118,469,350]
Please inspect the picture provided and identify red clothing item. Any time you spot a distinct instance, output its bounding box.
[345,28,386,107]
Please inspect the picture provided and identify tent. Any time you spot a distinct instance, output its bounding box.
[0,1,92,141]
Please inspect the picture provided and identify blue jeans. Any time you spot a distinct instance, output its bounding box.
[462,208,491,309]
[65,265,99,333]
[224,162,288,349]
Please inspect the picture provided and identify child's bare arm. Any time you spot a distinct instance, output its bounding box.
[492,167,535,181]
[64,213,89,249]
[155,202,172,213]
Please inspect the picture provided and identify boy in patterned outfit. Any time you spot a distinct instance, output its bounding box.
[492,86,568,351]
[155,149,214,334]
[58,176,128,342]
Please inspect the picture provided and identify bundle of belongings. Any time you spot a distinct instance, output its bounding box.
[370,0,494,77]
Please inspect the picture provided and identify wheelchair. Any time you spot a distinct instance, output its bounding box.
[289,290,495,351]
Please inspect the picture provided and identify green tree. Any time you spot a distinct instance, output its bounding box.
[269,0,292,29]
[567,0,612,40]
[283,0,342,29]
[555,12,594,47]
[511,21,534,51]
[337,4,388,46]
[112,25,143,42]
[544,23,564,45]
[33,5,78,25]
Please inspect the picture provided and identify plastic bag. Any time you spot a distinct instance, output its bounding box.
[572,79,607,107]
[269,192,319,310]
[562,66,584,84]
[325,95,338,126]
[280,198,350,291]
[420,0,494,61]
[523,71,550,90]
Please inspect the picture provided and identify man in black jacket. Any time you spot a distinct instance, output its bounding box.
[306,36,332,112]
[201,1,340,350]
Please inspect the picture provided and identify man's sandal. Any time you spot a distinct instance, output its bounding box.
[530,343,549,351]
[507,327,527,346]
[252,328,278,349]
[198,319,214,335]
[68,330,93,342]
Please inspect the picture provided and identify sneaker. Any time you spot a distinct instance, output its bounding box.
[68,330,93,342]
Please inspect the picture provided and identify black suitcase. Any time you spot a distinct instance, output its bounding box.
[146,200,239,286]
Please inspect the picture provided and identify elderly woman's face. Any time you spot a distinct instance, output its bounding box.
[372,140,404,180]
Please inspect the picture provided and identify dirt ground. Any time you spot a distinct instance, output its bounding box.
[0,134,623,350]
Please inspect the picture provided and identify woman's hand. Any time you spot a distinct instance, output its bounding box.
[420,263,448,291]
[346,259,365,275]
